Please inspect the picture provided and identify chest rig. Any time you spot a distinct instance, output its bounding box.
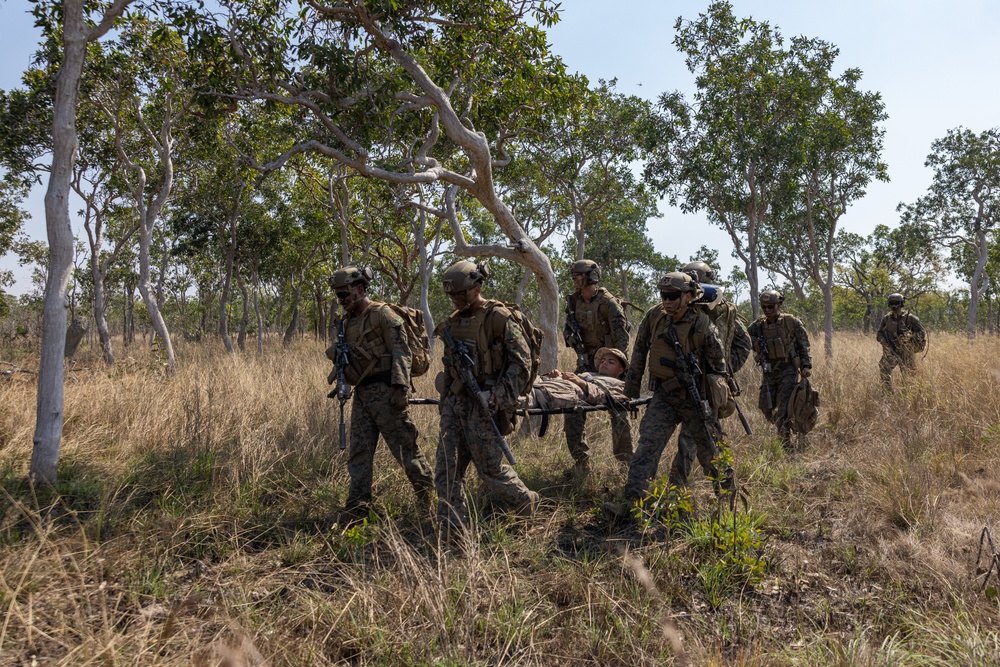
[648,309,705,380]
[443,300,506,387]
[883,312,912,337]
[754,315,794,364]
[342,303,392,385]
[571,290,612,351]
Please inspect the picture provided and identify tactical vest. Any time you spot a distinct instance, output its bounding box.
[443,299,508,386]
[754,315,797,364]
[342,302,394,385]
[569,288,622,351]
[883,312,913,337]
[647,308,706,381]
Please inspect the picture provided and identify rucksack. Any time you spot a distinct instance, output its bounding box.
[787,377,821,434]
[487,301,544,396]
[384,304,431,377]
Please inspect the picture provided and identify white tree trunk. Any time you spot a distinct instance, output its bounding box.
[31,0,132,485]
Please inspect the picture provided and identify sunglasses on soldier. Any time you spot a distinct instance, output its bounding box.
[761,303,777,311]
[660,291,682,301]
[335,290,351,299]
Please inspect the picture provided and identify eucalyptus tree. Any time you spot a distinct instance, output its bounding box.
[768,49,888,357]
[85,15,211,372]
[645,1,816,316]
[899,127,1000,340]
[525,79,652,260]
[209,0,576,369]
[564,172,672,309]
[835,225,940,332]
[24,0,134,485]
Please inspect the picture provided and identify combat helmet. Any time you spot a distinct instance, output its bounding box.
[759,290,784,306]
[887,292,905,307]
[442,260,490,294]
[570,259,601,285]
[658,271,704,300]
[681,261,716,283]
[330,265,374,290]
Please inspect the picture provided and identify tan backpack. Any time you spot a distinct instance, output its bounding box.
[385,304,432,377]
[788,377,821,434]
[488,301,544,396]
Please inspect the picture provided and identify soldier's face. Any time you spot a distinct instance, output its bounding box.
[761,303,779,321]
[336,284,364,313]
[662,290,691,316]
[889,302,902,312]
[448,284,480,311]
[571,273,586,289]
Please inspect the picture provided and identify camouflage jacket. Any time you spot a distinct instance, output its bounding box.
[624,304,726,398]
[563,287,630,359]
[747,312,812,371]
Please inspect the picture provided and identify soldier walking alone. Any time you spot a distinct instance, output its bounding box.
[876,293,927,391]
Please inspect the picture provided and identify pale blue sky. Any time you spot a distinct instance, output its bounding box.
[2,0,999,293]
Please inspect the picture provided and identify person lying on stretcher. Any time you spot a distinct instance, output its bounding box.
[523,347,628,410]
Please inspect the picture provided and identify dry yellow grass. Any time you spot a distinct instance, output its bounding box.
[0,331,999,665]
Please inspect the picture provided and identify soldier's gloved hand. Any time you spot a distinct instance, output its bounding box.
[327,368,337,385]
[391,384,409,411]
[800,367,812,379]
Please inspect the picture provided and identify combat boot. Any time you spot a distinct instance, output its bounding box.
[562,458,591,480]
[333,503,370,530]
[516,490,541,518]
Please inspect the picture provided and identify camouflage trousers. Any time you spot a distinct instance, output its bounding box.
[879,350,916,390]
[623,386,719,502]
[674,412,724,485]
[344,381,433,509]
[436,394,534,535]
[564,409,633,465]
[758,364,799,447]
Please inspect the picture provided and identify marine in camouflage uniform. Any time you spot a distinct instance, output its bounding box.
[619,272,729,504]
[674,261,751,481]
[746,290,813,449]
[325,266,433,525]
[876,293,927,391]
[435,261,539,538]
[563,260,632,472]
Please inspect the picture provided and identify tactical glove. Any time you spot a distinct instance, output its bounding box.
[800,367,812,379]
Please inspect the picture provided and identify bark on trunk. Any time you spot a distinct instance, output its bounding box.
[237,270,249,352]
[31,2,89,485]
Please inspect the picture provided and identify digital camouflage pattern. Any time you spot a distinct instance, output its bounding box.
[748,312,812,447]
[336,302,433,513]
[344,381,433,509]
[435,300,537,536]
[876,308,926,390]
[563,287,632,465]
[675,296,751,479]
[623,305,727,498]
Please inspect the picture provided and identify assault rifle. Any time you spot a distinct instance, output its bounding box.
[726,375,753,436]
[755,330,774,411]
[661,324,723,446]
[662,323,734,493]
[441,326,518,466]
[565,297,590,369]
[881,329,904,362]
[327,318,352,450]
